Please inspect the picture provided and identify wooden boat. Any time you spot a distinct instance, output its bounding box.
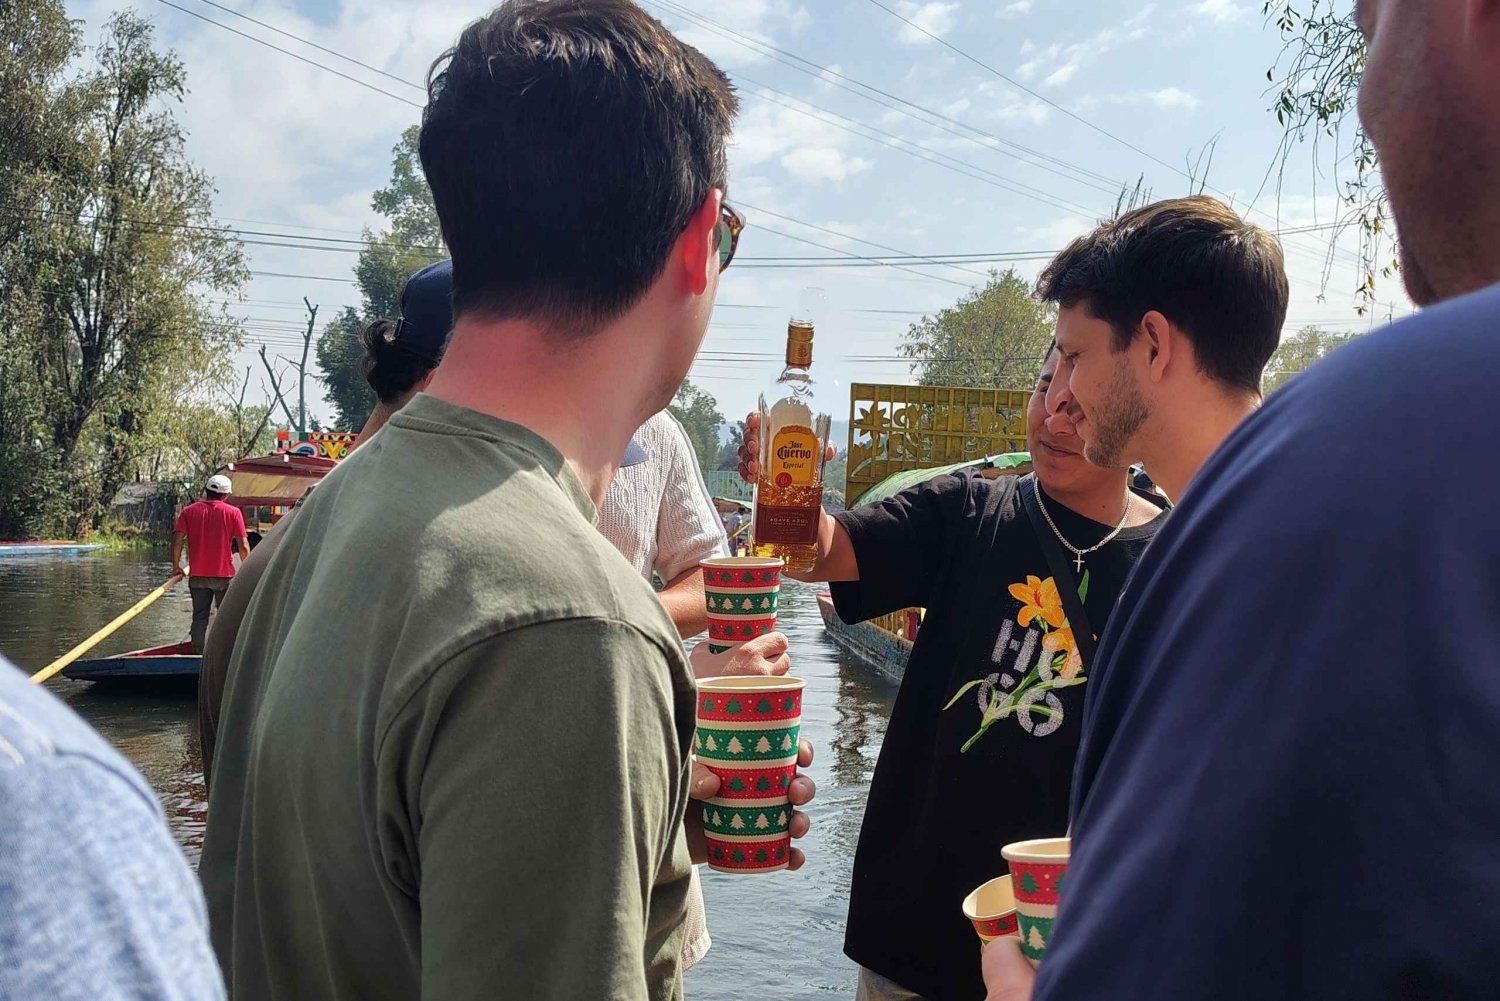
[816,451,1034,683]
[0,542,104,557]
[817,591,913,684]
[62,641,201,682]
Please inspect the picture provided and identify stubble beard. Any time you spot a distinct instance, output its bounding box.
[1081,356,1151,469]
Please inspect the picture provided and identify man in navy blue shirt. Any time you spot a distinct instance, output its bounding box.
[983,0,1500,997]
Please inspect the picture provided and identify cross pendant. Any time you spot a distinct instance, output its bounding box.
[1072,553,1085,573]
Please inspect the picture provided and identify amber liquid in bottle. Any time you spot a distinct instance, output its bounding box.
[752,315,832,576]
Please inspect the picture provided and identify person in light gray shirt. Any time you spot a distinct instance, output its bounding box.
[0,656,223,1000]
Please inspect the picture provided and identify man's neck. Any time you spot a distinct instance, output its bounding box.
[1144,393,1259,502]
[1041,475,1135,526]
[424,318,656,506]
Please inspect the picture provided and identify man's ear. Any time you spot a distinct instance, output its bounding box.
[678,189,722,296]
[1140,310,1175,384]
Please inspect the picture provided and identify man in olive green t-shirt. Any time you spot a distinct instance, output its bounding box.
[198,3,744,998]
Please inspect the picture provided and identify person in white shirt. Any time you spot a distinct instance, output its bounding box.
[599,409,729,638]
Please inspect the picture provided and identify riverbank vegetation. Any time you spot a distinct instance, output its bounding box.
[0,5,271,540]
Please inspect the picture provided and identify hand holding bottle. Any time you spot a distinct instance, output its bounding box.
[737,411,835,483]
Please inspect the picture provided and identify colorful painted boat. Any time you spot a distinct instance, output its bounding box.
[816,591,912,684]
[62,641,200,682]
[0,542,104,557]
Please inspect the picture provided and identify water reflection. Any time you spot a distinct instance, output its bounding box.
[0,555,899,999]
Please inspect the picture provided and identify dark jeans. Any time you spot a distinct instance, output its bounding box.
[189,577,230,654]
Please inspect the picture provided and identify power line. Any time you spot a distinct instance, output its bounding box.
[640,0,1123,194]
[150,0,423,108]
[739,80,1101,220]
[183,0,425,92]
[863,0,1186,181]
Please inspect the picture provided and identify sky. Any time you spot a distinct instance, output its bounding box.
[62,0,1403,429]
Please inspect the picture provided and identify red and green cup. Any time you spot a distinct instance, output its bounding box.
[962,875,1019,944]
[695,675,805,874]
[1001,837,1071,966]
[701,556,783,654]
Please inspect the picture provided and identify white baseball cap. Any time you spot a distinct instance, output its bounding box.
[206,474,233,494]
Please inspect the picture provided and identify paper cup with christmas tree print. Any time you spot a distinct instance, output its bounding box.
[1001,837,1071,966]
[700,557,783,654]
[962,875,1019,945]
[695,675,804,874]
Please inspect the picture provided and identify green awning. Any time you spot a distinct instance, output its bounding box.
[850,452,1032,508]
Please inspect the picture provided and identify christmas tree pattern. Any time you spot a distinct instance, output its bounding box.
[777,811,788,826]
[779,734,794,751]
[702,696,717,713]
[727,736,745,755]
[760,597,772,609]
[741,598,753,610]
[704,735,718,752]
[728,776,746,792]
[755,776,772,792]
[1019,872,1040,895]
[784,696,797,712]
[730,814,745,830]
[756,697,774,714]
[1027,925,1046,953]
[755,814,770,830]
[755,736,772,754]
[726,698,743,715]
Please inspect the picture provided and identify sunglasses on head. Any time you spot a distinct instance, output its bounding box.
[716,202,744,272]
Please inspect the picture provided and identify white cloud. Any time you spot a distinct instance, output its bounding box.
[976,81,1051,125]
[1016,7,1157,87]
[731,96,874,184]
[815,64,844,89]
[1075,87,1201,111]
[1189,0,1246,23]
[1146,86,1200,109]
[779,147,874,182]
[667,0,815,68]
[997,0,1033,18]
[894,1,961,45]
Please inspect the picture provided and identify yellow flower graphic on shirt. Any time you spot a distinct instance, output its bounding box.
[1041,627,1083,681]
[1008,575,1066,630]
[944,572,1091,752]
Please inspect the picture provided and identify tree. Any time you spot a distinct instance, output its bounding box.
[716,419,745,470]
[315,125,445,430]
[669,379,726,479]
[899,269,1056,390]
[0,10,247,536]
[0,1,83,253]
[1263,2,1392,308]
[1263,325,1360,394]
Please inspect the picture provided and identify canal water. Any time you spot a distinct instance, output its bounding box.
[0,549,899,999]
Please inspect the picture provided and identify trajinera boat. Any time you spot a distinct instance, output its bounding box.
[61,446,341,683]
[817,451,1032,683]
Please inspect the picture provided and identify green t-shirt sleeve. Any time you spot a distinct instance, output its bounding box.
[380,617,692,1001]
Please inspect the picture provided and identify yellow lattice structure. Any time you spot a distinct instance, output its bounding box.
[845,383,1031,506]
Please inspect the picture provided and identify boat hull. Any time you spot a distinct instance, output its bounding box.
[816,592,911,684]
[0,543,104,557]
[63,641,201,682]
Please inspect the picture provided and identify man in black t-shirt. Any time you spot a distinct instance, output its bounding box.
[743,347,1166,1000]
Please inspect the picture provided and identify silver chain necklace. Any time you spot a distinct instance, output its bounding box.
[1034,484,1132,573]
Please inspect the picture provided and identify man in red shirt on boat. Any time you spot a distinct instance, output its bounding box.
[171,473,249,654]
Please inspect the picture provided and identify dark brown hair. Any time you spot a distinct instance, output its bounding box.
[1035,196,1289,394]
[359,318,438,405]
[419,0,738,334]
